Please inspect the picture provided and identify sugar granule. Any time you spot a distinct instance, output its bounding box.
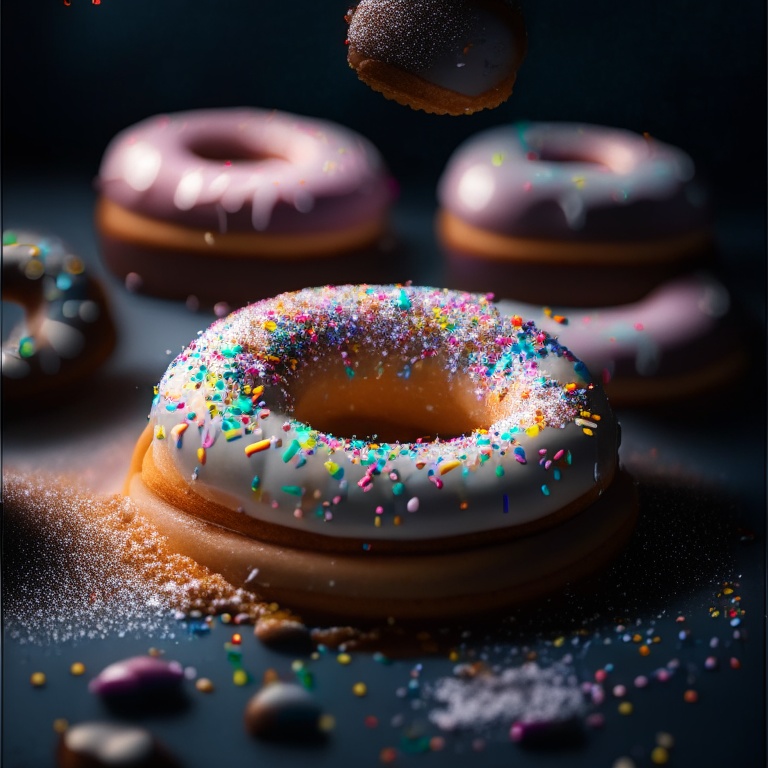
[3,471,266,644]
[427,662,585,731]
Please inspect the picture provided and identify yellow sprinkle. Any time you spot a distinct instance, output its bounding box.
[653,636,661,643]
[197,447,206,465]
[583,428,594,436]
[251,385,265,399]
[374,517,381,527]
[526,425,540,438]
[233,669,249,686]
[30,672,46,687]
[154,425,166,440]
[651,747,670,765]
[53,719,69,734]
[593,414,601,421]
[618,702,633,716]
[319,714,336,732]
[268,602,280,611]
[337,653,352,665]
[245,439,271,456]
[553,636,565,648]
[723,587,733,594]
[171,423,188,444]
[352,682,368,697]
[448,651,459,662]
[196,678,215,693]
[632,634,642,642]
[439,460,462,475]
[70,662,85,676]
[263,321,277,332]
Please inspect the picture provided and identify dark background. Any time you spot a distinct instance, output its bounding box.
[3,0,766,216]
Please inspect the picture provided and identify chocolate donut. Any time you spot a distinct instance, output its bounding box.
[438,122,712,305]
[96,109,397,304]
[346,0,527,115]
[124,285,636,619]
[2,231,116,400]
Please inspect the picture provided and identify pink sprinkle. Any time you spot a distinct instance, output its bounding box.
[634,323,644,331]
[332,495,341,504]
[545,460,552,470]
[704,657,717,670]
[293,509,303,518]
[586,713,605,729]
[538,449,547,455]
[515,456,527,464]
[612,685,627,698]
[634,676,649,688]
[407,497,419,513]
[522,181,533,192]
[602,368,611,384]
[375,506,384,515]
[656,669,671,682]
[509,723,524,742]
[591,685,605,705]
[553,450,564,461]
[594,669,608,683]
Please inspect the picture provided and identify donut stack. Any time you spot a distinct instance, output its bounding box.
[437,122,744,404]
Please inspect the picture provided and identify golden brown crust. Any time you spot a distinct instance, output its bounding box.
[134,432,615,556]
[125,468,638,620]
[95,197,388,259]
[438,209,714,267]
[604,348,747,407]
[347,1,527,116]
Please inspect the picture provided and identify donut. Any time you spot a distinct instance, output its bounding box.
[2,231,116,400]
[497,273,746,406]
[124,285,637,619]
[437,122,712,305]
[346,0,527,116]
[95,109,397,304]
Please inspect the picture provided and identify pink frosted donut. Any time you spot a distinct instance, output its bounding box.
[96,109,396,304]
[498,273,744,405]
[438,122,712,306]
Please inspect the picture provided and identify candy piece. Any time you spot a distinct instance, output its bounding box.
[88,656,183,698]
[346,0,527,116]
[254,617,313,654]
[57,721,180,768]
[243,682,322,741]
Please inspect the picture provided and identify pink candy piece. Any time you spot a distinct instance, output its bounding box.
[89,656,184,697]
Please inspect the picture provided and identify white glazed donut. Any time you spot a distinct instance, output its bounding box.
[125,285,636,618]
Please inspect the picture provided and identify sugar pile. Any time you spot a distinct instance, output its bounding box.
[3,471,266,645]
[427,662,585,731]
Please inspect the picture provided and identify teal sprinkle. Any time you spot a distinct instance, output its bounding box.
[222,418,240,431]
[477,438,491,446]
[18,337,35,358]
[56,273,72,291]
[296,668,314,690]
[495,466,505,478]
[542,485,551,496]
[479,454,489,463]
[554,468,561,481]
[501,432,511,440]
[281,485,303,496]
[396,289,411,310]
[165,404,177,412]
[215,380,225,390]
[187,412,196,419]
[251,476,260,491]
[373,652,391,664]
[2,231,17,245]
[462,467,469,476]
[345,367,355,379]
[283,439,301,463]
[392,482,405,496]
[296,455,307,468]
[567,451,572,465]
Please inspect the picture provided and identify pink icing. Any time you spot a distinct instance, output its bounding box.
[98,109,393,235]
[497,274,732,381]
[438,122,710,241]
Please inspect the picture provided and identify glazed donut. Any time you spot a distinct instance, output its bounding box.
[498,273,746,406]
[2,231,116,400]
[96,109,397,304]
[125,285,636,619]
[438,122,712,305]
[346,0,527,116]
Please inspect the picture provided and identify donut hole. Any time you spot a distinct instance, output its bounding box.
[288,354,495,444]
[532,143,638,175]
[188,136,284,164]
